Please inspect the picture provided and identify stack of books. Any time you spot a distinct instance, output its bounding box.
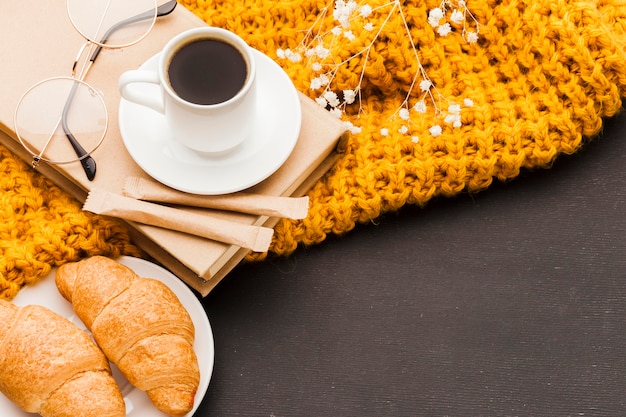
[0,1,347,295]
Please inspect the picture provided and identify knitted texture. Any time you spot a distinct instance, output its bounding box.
[0,146,141,300]
[2,0,626,298]
[179,0,626,259]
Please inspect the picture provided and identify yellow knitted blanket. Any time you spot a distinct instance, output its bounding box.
[1,0,625,299]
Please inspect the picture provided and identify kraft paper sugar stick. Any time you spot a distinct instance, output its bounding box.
[84,188,273,252]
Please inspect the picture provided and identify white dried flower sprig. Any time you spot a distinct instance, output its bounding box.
[276,0,480,138]
[428,0,480,42]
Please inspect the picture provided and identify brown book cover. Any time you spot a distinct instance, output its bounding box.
[0,1,347,295]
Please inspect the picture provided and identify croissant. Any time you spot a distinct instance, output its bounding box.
[55,256,200,417]
[0,299,125,417]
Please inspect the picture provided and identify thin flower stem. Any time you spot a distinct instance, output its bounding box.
[396,1,425,107]
[353,0,398,114]
[297,4,330,48]
[279,0,480,137]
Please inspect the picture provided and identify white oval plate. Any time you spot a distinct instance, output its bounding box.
[119,49,302,195]
[2,256,213,417]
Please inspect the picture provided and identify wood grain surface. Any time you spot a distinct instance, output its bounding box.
[197,107,626,416]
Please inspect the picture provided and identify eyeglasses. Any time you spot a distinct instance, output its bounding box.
[13,0,177,181]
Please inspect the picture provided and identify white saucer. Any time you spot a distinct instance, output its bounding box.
[3,256,214,417]
[119,50,302,195]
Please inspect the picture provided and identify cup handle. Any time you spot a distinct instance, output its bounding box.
[118,70,164,114]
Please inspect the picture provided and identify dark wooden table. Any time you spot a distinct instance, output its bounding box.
[195,107,626,416]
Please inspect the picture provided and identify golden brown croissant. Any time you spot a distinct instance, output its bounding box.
[0,299,125,417]
[56,256,200,417]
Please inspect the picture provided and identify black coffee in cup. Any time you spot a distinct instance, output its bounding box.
[168,38,248,105]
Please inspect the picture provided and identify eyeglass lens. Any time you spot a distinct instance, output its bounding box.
[67,0,157,48]
[15,77,108,165]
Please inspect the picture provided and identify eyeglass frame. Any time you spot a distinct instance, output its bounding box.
[13,0,178,181]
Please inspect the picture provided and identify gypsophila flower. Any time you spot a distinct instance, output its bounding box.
[437,23,452,36]
[343,89,357,104]
[344,30,356,40]
[450,9,465,24]
[331,26,343,36]
[289,51,302,62]
[399,108,410,120]
[314,44,331,59]
[419,80,432,92]
[399,125,409,134]
[414,100,427,114]
[444,103,463,127]
[312,62,323,71]
[380,128,389,136]
[277,48,302,62]
[429,125,443,137]
[360,4,372,17]
[334,0,358,28]
[444,113,462,127]
[428,8,444,28]
[310,73,330,89]
[463,98,474,107]
[310,78,323,90]
[412,136,420,143]
[428,1,481,42]
[311,70,330,90]
[324,91,341,107]
[330,108,343,118]
[316,97,328,107]
[364,22,374,31]
[448,103,462,114]
[344,121,362,134]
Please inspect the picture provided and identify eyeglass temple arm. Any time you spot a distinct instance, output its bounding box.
[89,0,178,63]
[60,82,97,179]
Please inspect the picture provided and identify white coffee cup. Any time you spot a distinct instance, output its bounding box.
[119,27,257,153]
